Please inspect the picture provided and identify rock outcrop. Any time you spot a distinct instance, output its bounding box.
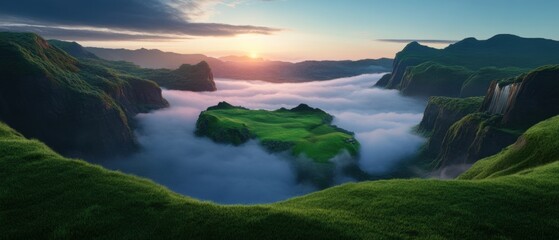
[418,96,483,156]
[423,65,559,173]
[0,32,168,157]
[435,113,519,168]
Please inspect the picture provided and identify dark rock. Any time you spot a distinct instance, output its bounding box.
[435,113,519,168]
[0,32,168,157]
[418,97,483,156]
[373,73,392,88]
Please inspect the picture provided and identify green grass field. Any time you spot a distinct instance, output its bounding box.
[195,102,359,162]
[2,116,559,239]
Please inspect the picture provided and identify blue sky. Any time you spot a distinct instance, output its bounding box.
[1,0,558,60]
[211,0,559,40]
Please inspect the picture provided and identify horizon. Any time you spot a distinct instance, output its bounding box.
[1,0,558,61]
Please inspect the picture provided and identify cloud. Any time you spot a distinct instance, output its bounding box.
[0,0,280,39]
[0,24,186,41]
[377,39,458,44]
[95,74,428,204]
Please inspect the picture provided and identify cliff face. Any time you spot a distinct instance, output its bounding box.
[501,66,559,127]
[0,32,168,156]
[418,97,483,156]
[170,61,217,91]
[424,65,559,173]
[379,35,559,96]
[480,65,559,128]
[435,113,519,168]
[375,41,438,89]
[399,62,472,97]
[373,73,391,87]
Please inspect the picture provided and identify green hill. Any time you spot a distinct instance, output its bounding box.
[49,40,217,92]
[1,116,559,239]
[0,32,168,156]
[195,102,359,162]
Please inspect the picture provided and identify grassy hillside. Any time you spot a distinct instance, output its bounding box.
[1,120,559,239]
[0,32,168,156]
[196,102,359,162]
[49,40,216,91]
[460,115,559,180]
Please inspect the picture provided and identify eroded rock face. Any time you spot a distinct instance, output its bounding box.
[172,61,217,92]
[435,114,519,168]
[418,97,483,156]
[502,67,559,128]
[0,32,168,157]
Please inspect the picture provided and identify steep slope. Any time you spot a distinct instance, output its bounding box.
[0,32,168,156]
[423,65,559,173]
[377,34,559,96]
[1,120,558,239]
[460,115,559,179]
[418,96,483,157]
[50,40,217,91]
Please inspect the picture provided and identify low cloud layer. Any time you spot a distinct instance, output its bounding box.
[97,74,427,204]
[0,0,280,40]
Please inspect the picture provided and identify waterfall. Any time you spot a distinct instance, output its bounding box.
[488,83,520,115]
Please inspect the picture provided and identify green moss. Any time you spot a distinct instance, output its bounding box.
[428,96,484,113]
[460,67,527,97]
[400,62,474,96]
[195,103,359,162]
[2,121,559,239]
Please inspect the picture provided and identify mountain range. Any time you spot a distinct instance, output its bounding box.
[86,47,393,82]
[375,34,559,97]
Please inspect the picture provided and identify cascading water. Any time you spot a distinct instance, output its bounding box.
[487,83,520,115]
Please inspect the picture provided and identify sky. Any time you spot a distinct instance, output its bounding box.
[1,0,558,60]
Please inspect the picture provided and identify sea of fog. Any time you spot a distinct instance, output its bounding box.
[97,74,427,204]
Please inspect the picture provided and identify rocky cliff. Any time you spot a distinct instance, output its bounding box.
[422,65,559,174]
[0,32,168,156]
[418,96,483,156]
[435,113,520,169]
[377,35,559,97]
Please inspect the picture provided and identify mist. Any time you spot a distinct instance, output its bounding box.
[97,74,427,204]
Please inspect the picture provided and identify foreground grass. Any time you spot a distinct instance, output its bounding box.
[196,102,359,162]
[1,119,559,239]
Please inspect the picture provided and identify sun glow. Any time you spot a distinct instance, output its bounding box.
[249,51,259,59]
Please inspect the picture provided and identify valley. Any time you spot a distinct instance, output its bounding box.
[1,1,559,237]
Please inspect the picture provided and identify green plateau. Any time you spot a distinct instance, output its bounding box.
[195,102,359,162]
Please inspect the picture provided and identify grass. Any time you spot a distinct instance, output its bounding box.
[195,102,359,162]
[48,39,216,91]
[400,61,474,96]
[1,120,559,239]
[460,115,559,179]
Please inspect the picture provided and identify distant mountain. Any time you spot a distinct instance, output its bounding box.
[86,47,393,82]
[219,55,265,62]
[86,47,221,69]
[52,41,216,91]
[376,34,559,97]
